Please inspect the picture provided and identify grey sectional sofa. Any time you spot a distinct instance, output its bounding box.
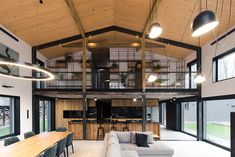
[102,131,174,157]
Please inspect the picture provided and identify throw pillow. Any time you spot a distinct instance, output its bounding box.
[135,133,149,147]
[131,131,154,144]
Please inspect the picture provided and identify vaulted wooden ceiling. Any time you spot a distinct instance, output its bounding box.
[0,0,234,59]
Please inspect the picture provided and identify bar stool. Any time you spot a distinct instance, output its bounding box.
[111,120,117,131]
[123,120,130,131]
[97,120,105,140]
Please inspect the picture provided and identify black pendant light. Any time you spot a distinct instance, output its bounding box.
[192,10,218,37]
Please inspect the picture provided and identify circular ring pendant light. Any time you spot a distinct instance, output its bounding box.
[192,10,218,37]
[0,58,54,81]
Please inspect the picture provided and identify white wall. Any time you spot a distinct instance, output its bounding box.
[184,26,235,98]
[0,24,32,135]
[202,26,235,98]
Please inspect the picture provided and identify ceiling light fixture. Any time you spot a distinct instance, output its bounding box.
[148,0,162,39]
[192,10,218,37]
[194,73,206,83]
[133,98,137,102]
[149,23,163,39]
[94,97,97,101]
[147,74,157,83]
[192,0,218,37]
[0,58,54,81]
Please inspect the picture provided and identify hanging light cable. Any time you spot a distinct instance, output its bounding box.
[192,0,219,37]
[194,0,225,84]
[148,0,162,39]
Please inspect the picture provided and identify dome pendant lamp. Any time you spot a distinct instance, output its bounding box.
[194,73,206,84]
[149,22,163,39]
[192,10,218,37]
[148,0,162,39]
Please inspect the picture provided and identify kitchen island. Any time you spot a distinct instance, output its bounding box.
[68,119,160,140]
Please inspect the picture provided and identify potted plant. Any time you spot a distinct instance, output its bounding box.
[112,62,119,68]
[59,73,64,80]
[72,73,80,80]
[154,78,162,86]
[119,72,128,86]
[153,64,161,72]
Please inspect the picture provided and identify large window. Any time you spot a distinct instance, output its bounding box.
[213,48,235,82]
[203,99,235,148]
[0,95,20,138]
[39,100,52,133]
[181,101,197,135]
[186,60,197,89]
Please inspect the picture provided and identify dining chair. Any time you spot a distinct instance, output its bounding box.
[40,143,58,157]
[56,137,67,157]
[4,136,20,146]
[56,127,67,132]
[66,132,74,157]
[24,131,35,139]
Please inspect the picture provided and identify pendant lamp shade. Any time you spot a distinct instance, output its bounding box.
[192,10,218,37]
[147,74,157,83]
[194,73,206,83]
[148,23,162,39]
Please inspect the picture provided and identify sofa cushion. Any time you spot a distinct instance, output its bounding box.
[108,135,120,150]
[106,143,121,157]
[108,132,119,143]
[121,150,139,157]
[131,131,154,144]
[114,131,131,143]
[101,133,109,157]
[135,133,149,147]
[120,142,174,155]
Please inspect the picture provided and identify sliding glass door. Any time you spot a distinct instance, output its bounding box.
[161,102,167,125]
[181,101,197,136]
[204,99,235,148]
[0,96,14,137]
[39,100,52,133]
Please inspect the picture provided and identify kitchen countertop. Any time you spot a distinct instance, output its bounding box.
[68,119,158,124]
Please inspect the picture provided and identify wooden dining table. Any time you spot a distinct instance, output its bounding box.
[0,131,70,157]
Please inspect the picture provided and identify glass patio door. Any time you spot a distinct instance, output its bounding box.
[39,100,51,133]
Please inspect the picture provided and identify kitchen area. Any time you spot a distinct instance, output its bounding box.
[55,98,160,140]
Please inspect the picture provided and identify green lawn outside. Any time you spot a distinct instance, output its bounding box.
[40,119,48,133]
[0,126,10,137]
[184,121,230,140]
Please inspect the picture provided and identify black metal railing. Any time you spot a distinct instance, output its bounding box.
[36,71,197,90]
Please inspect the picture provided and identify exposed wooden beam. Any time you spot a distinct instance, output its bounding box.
[65,0,85,38]
[142,0,161,37]
[82,38,87,93]
[141,37,146,92]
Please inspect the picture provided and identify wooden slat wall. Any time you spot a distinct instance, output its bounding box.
[69,122,160,140]
[55,99,83,128]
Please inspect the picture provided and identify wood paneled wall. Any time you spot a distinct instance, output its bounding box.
[55,99,83,128]
[68,122,160,140]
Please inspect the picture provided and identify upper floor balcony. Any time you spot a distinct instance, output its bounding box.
[35,54,198,92]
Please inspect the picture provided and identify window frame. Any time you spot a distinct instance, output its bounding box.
[187,59,197,89]
[213,47,235,82]
[202,94,235,151]
[0,94,20,139]
[181,101,198,137]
